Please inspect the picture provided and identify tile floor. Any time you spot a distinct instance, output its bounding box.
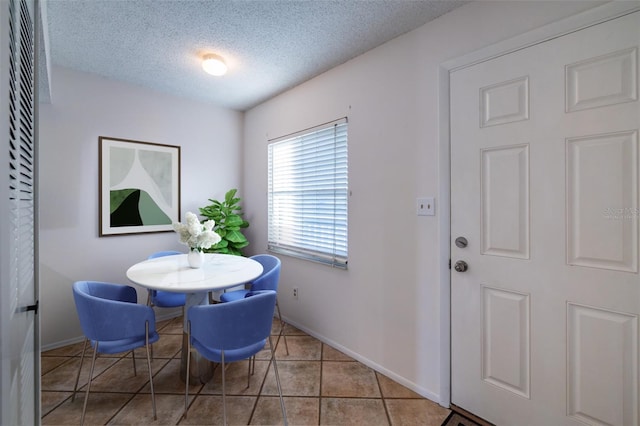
[41,316,450,425]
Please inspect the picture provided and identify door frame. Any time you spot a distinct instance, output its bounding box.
[437,1,640,407]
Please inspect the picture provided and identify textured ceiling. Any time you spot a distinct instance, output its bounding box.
[45,0,469,111]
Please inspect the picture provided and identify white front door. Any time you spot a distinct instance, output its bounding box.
[451,11,639,426]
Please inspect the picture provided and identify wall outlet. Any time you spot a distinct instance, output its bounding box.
[417,197,435,216]
[293,287,299,299]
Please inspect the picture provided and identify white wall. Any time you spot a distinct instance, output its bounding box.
[39,66,243,348]
[243,1,605,403]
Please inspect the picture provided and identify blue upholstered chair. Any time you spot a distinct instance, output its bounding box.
[219,254,288,354]
[146,250,186,311]
[72,281,158,425]
[184,290,287,425]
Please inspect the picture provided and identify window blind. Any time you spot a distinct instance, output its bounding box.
[268,118,348,268]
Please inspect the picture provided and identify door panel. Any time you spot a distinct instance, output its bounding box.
[481,286,530,399]
[565,47,637,113]
[566,131,638,272]
[480,144,530,259]
[567,303,638,426]
[451,11,639,426]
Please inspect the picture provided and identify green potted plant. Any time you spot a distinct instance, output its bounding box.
[199,188,249,256]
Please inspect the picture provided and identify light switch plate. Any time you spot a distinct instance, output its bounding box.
[417,197,435,216]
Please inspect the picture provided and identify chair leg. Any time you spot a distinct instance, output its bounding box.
[247,357,251,388]
[147,292,156,361]
[72,338,88,402]
[145,321,157,420]
[132,349,137,376]
[184,321,191,419]
[80,342,99,426]
[269,336,288,426]
[276,298,289,355]
[221,351,227,426]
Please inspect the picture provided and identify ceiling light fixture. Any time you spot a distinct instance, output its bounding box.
[202,54,227,76]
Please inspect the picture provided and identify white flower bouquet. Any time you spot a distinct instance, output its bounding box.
[172,212,221,252]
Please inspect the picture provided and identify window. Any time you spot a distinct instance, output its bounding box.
[268,118,348,268]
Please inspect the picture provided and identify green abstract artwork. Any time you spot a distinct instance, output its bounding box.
[100,137,180,236]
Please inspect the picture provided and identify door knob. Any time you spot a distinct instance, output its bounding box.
[454,260,468,272]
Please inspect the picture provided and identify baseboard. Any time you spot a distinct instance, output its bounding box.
[41,336,85,352]
[154,309,182,322]
[41,309,183,352]
[281,315,443,406]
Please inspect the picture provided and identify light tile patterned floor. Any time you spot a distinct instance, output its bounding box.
[41,316,450,425]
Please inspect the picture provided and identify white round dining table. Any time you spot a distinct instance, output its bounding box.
[126,253,263,383]
[126,252,263,294]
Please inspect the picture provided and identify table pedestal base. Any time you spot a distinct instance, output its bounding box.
[180,332,213,383]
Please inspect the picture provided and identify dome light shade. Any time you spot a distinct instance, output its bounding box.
[202,54,227,76]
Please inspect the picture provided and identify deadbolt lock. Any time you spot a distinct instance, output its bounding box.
[455,237,468,248]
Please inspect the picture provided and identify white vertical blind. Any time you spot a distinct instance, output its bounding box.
[268,118,348,268]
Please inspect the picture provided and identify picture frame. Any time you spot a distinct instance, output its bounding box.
[99,136,181,236]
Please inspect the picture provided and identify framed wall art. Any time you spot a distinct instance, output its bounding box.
[99,136,181,236]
